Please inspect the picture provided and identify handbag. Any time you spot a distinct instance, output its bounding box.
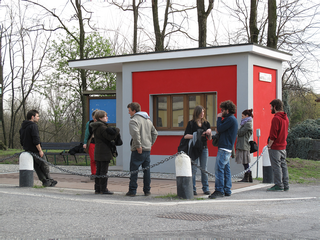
[212,133,219,147]
[249,140,258,153]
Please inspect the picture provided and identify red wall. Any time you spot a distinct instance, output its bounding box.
[253,65,277,155]
[132,65,237,156]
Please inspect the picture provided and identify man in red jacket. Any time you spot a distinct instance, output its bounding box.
[267,99,289,191]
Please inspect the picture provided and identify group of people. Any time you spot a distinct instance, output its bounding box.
[82,102,158,196]
[20,98,289,198]
[184,99,289,199]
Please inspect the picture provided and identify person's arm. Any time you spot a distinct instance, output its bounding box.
[35,144,44,157]
[267,139,274,149]
[129,119,142,153]
[184,121,193,139]
[83,121,90,149]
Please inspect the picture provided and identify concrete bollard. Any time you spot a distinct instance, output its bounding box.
[262,146,274,183]
[19,152,34,187]
[175,153,193,199]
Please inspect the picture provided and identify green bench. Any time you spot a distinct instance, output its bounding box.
[41,142,89,165]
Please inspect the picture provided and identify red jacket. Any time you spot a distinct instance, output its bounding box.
[269,112,289,150]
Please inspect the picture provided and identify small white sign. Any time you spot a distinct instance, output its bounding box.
[259,72,272,82]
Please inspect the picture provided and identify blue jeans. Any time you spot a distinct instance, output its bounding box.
[129,151,151,194]
[215,149,232,195]
[192,148,209,192]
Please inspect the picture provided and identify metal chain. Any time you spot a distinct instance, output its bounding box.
[0,149,267,180]
[0,152,21,163]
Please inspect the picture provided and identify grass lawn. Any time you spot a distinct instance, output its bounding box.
[0,149,116,166]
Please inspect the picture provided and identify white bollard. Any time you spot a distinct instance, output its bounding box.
[175,153,193,199]
[262,146,274,183]
[19,152,34,187]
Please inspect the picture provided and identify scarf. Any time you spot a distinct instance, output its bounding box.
[240,117,252,126]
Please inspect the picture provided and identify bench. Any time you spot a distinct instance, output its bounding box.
[41,142,89,165]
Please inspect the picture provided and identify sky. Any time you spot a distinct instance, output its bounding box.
[1,0,319,93]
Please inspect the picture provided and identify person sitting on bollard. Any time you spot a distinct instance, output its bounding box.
[90,110,120,195]
[235,109,253,182]
[19,110,57,187]
[183,105,212,196]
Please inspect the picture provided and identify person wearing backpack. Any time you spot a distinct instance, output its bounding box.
[183,105,212,196]
[90,110,120,195]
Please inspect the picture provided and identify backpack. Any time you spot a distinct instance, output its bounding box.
[177,121,193,153]
[177,137,189,153]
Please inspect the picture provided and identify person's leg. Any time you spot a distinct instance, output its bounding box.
[191,158,199,192]
[100,161,109,193]
[95,161,101,193]
[199,148,209,193]
[128,151,143,194]
[33,155,46,182]
[268,149,283,188]
[224,160,232,195]
[141,151,151,194]
[215,149,231,194]
[280,150,289,189]
[88,143,96,175]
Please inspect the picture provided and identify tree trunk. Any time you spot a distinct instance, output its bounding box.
[75,0,87,142]
[152,0,170,52]
[0,28,6,145]
[249,0,259,43]
[267,0,277,48]
[133,0,138,54]
[197,0,214,48]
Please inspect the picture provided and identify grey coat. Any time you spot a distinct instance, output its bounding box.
[90,120,120,162]
[235,120,253,152]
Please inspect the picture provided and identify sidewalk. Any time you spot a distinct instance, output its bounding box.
[0,165,258,196]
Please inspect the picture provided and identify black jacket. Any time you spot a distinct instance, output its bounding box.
[19,120,40,153]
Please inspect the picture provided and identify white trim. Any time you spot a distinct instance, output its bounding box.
[69,44,291,72]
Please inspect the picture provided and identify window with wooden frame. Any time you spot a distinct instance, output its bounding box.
[153,93,217,130]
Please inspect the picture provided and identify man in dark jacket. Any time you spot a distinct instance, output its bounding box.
[267,99,289,191]
[209,100,238,199]
[19,110,57,187]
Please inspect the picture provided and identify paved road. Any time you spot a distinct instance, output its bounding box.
[0,183,319,239]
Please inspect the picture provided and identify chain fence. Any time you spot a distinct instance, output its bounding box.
[0,148,267,180]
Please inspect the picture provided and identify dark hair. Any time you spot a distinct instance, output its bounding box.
[26,110,39,120]
[127,102,141,112]
[192,105,207,123]
[94,110,107,120]
[270,99,284,111]
[220,100,236,114]
[242,109,253,118]
[92,109,99,117]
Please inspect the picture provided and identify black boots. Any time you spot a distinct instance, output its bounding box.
[238,172,253,183]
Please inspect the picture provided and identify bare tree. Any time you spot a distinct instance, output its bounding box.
[267,0,277,48]
[108,0,145,54]
[1,1,51,148]
[249,0,259,43]
[197,0,214,47]
[25,0,98,141]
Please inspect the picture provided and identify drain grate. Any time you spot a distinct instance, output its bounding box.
[157,212,224,221]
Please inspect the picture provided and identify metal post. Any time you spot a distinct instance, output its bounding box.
[175,153,193,199]
[256,129,261,178]
[19,152,34,187]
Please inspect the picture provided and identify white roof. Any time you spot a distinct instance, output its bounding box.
[68,43,291,73]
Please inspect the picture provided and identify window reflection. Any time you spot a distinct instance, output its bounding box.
[172,96,184,127]
[156,96,167,127]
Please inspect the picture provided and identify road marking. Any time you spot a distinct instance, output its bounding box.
[0,187,317,207]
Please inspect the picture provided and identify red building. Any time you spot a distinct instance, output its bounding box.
[70,43,291,177]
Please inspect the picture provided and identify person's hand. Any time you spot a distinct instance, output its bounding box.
[83,144,87,149]
[206,129,212,135]
[39,150,44,158]
[217,113,222,118]
[137,147,142,154]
